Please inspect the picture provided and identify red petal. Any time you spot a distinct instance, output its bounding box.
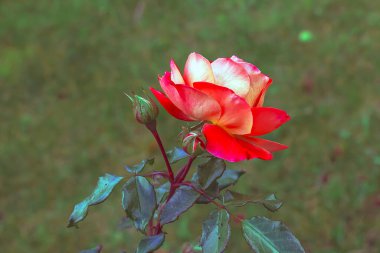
[193,82,252,135]
[211,58,250,97]
[170,59,185,84]
[244,137,288,152]
[159,72,182,103]
[250,107,290,136]
[183,52,215,86]
[174,84,221,121]
[158,73,221,121]
[150,87,194,121]
[202,124,272,162]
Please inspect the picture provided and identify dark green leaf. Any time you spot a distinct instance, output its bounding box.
[242,217,305,253]
[262,194,283,212]
[166,147,189,164]
[125,158,154,174]
[122,176,157,231]
[196,181,220,204]
[160,185,200,225]
[155,182,170,204]
[217,169,245,190]
[222,191,282,212]
[136,233,165,253]
[200,210,230,253]
[197,158,225,189]
[80,245,102,253]
[193,158,225,204]
[68,173,123,227]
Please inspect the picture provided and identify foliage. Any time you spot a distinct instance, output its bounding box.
[68,152,304,252]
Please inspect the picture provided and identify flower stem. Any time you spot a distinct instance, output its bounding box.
[174,156,196,183]
[181,181,242,222]
[146,121,174,182]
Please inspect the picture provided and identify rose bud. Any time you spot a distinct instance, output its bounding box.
[182,131,205,156]
[127,94,159,125]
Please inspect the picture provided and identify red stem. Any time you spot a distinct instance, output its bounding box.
[181,181,241,222]
[146,121,175,182]
[153,156,196,234]
[174,156,196,183]
[181,182,226,210]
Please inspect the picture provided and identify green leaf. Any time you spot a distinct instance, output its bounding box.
[136,233,165,253]
[125,158,154,174]
[222,191,282,212]
[192,158,225,204]
[196,181,220,204]
[155,182,170,204]
[160,185,200,225]
[262,194,283,212]
[217,169,245,190]
[196,158,226,189]
[166,147,189,164]
[242,217,305,253]
[80,245,102,253]
[122,176,157,231]
[68,173,123,227]
[200,210,230,253]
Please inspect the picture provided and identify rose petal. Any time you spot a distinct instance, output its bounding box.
[244,137,288,152]
[183,52,215,86]
[229,56,271,107]
[230,55,261,75]
[248,74,272,107]
[250,107,290,136]
[211,58,250,97]
[193,82,252,135]
[150,87,194,121]
[170,59,185,84]
[174,85,221,121]
[202,124,273,162]
[159,73,221,121]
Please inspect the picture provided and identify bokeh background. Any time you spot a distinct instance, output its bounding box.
[1,0,379,252]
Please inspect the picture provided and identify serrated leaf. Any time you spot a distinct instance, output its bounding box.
[136,233,165,253]
[217,169,245,190]
[80,245,102,253]
[160,185,200,225]
[125,158,154,174]
[68,173,123,227]
[166,147,189,164]
[122,176,157,231]
[242,217,305,253]
[222,191,282,212]
[155,182,170,204]
[197,158,225,189]
[200,210,230,253]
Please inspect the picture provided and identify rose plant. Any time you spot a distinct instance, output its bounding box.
[68,53,305,253]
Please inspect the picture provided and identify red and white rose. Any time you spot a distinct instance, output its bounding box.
[150,52,290,162]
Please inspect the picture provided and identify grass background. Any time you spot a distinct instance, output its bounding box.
[1,0,379,252]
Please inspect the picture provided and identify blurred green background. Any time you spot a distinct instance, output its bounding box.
[1,0,379,252]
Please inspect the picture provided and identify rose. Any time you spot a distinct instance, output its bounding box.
[150,52,290,162]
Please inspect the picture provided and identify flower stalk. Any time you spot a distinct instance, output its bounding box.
[145,121,175,183]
